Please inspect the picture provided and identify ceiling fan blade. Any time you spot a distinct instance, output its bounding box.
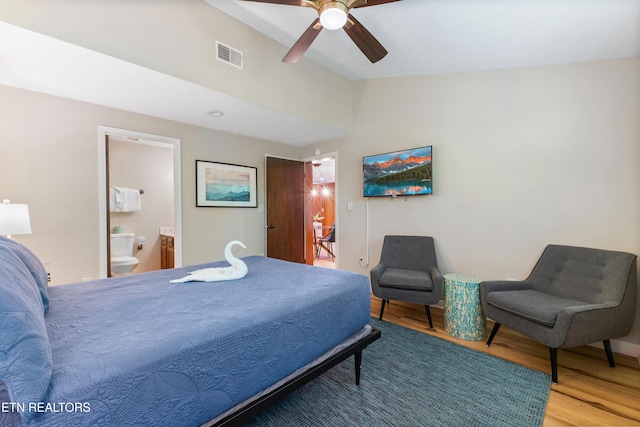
[343,14,387,63]
[283,18,323,63]
[350,0,401,8]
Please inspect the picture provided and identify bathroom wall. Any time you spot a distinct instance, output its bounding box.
[109,139,174,273]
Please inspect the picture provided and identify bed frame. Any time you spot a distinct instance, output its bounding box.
[0,238,378,427]
[210,327,381,426]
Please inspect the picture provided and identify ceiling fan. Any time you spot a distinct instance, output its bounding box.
[240,0,400,64]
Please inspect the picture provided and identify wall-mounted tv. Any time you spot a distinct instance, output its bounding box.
[363,145,432,197]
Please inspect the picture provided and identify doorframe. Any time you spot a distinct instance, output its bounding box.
[97,126,182,278]
[302,151,338,267]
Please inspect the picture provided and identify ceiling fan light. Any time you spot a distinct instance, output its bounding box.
[319,3,348,30]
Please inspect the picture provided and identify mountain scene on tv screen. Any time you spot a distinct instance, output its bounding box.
[363,147,432,197]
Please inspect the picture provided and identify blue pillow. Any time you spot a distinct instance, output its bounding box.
[0,236,49,312]
[0,246,53,422]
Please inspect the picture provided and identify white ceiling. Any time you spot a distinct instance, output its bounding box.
[207,0,640,80]
[0,1,638,147]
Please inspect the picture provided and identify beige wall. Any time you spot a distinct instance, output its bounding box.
[109,140,175,273]
[1,59,639,353]
[0,84,298,284]
[303,58,640,350]
[1,1,638,353]
[0,0,352,131]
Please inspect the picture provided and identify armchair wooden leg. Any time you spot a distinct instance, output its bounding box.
[603,340,616,369]
[550,347,558,384]
[424,305,435,331]
[378,299,387,321]
[486,323,501,347]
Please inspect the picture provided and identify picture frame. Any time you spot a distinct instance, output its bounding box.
[196,160,257,207]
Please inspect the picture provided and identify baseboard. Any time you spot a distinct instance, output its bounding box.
[378,298,640,365]
[432,301,640,364]
[589,340,640,365]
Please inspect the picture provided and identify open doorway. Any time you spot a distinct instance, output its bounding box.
[264,154,337,267]
[308,156,336,269]
[98,126,182,278]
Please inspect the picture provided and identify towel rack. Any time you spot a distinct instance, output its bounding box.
[139,189,144,194]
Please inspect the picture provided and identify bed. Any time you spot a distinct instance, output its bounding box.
[0,237,379,426]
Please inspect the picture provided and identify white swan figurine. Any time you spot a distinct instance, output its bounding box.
[170,240,248,283]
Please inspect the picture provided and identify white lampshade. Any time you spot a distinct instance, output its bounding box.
[319,5,348,30]
[0,200,32,237]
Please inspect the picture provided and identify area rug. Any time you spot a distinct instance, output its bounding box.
[243,319,550,427]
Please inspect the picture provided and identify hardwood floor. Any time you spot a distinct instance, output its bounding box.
[370,297,640,426]
[313,257,335,269]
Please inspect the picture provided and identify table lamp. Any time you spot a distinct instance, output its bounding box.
[0,199,32,239]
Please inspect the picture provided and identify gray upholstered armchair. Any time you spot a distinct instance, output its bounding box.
[480,244,637,384]
[370,235,443,330]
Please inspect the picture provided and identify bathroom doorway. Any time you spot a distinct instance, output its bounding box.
[306,154,336,269]
[98,126,182,278]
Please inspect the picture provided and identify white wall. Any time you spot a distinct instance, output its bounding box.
[304,58,640,349]
[0,0,352,132]
[0,84,298,284]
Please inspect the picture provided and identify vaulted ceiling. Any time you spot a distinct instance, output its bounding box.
[1,1,638,146]
[206,0,640,80]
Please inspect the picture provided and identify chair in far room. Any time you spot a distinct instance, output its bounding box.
[316,223,336,261]
[480,244,637,384]
[370,235,443,330]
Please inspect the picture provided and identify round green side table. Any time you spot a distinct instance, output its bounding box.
[443,274,486,340]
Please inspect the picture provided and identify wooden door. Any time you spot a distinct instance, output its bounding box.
[265,157,305,263]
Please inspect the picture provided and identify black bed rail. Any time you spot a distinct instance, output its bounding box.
[209,327,381,427]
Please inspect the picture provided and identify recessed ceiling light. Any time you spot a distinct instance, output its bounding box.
[207,110,224,117]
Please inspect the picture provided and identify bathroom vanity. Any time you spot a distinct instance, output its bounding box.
[160,234,174,269]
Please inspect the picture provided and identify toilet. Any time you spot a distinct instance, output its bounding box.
[110,233,139,275]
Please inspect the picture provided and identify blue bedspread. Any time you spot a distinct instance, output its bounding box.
[17,256,371,426]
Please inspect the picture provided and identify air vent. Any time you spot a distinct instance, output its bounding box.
[216,41,243,70]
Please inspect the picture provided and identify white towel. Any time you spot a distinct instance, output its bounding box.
[124,188,141,212]
[170,241,247,283]
[110,187,125,212]
[109,188,117,212]
[110,187,141,212]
